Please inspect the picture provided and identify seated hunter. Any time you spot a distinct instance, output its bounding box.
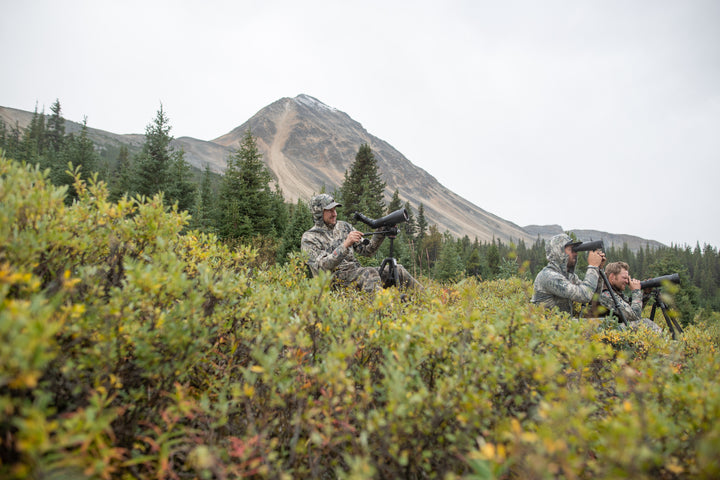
[301,194,421,293]
[595,261,662,332]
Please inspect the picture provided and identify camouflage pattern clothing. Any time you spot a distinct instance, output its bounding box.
[301,194,421,293]
[597,282,662,333]
[531,233,600,314]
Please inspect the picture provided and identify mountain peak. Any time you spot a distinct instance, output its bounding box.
[293,94,337,113]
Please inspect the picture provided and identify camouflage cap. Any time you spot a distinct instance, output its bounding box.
[311,194,341,212]
[310,194,342,223]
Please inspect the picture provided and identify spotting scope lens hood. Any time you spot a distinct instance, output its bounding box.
[640,273,681,290]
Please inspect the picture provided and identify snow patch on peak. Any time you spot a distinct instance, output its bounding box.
[294,94,337,112]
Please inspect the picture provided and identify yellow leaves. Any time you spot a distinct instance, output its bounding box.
[666,458,685,475]
[250,365,265,374]
[476,439,507,462]
[243,384,255,398]
[8,371,40,389]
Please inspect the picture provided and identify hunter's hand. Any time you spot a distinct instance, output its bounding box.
[343,230,364,248]
[588,250,605,267]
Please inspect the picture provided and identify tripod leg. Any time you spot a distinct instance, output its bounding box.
[379,258,399,288]
[391,258,399,289]
[660,301,683,337]
[378,258,390,287]
[659,302,677,339]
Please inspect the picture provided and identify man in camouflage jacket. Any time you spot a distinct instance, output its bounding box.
[301,194,421,293]
[596,261,662,332]
[531,233,605,314]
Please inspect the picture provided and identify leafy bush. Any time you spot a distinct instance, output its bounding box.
[1,154,719,479]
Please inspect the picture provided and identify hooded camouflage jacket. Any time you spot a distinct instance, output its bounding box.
[301,195,384,282]
[531,233,599,314]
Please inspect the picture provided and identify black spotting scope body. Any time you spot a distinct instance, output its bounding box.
[353,208,409,229]
[572,240,605,252]
[640,273,680,290]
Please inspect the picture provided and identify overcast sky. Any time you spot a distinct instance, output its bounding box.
[2,0,719,248]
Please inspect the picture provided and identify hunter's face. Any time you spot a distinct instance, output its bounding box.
[323,207,337,227]
[610,269,630,290]
[564,245,578,269]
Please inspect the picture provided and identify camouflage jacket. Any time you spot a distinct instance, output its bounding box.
[531,234,600,314]
[597,285,644,322]
[301,220,384,283]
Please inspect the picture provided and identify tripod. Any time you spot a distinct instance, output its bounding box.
[378,226,400,288]
[360,226,400,288]
[647,288,684,339]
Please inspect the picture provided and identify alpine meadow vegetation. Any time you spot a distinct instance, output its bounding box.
[1,153,720,479]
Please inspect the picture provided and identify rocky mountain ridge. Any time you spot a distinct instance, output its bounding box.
[523,224,666,251]
[1,98,665,249]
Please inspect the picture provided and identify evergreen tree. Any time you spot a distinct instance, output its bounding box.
[217,129,279,240]
[388,189,402,213]
[190,163,216,233]
[0,120,7,154]
[435,234,463,282]
[466,241,482,279]
[402,200,417,240]
[276,199,313,264]
[20,104,45,165]
[338,143,386,220]
[416,203,428,244]
[486,240,501,279]
[59,119,99,203]
[133,105,174,199]
[0,119,23,161]
[165,147,197,213]
[420,224,443,274]
[109,145,134,202]
[45,99,65,154]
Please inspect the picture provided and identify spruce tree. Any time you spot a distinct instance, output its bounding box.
[190,163,216,233]
[133,105,174,199]
[339,143,386,220]
[486,240,501,279]
[276,199,313,264]
[59,119,99,203]
[466,242,482,279]
[416,204,428,244]
[217,129,279,240]
[402,200,417,240]
[20,105,45,165]
[45,99,65,154]
[165,147,197,213]
[435,234,463,282]
[388,189,402,213]
[109,145,133,202]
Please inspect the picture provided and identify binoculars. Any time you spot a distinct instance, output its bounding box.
[572,240,604,252]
